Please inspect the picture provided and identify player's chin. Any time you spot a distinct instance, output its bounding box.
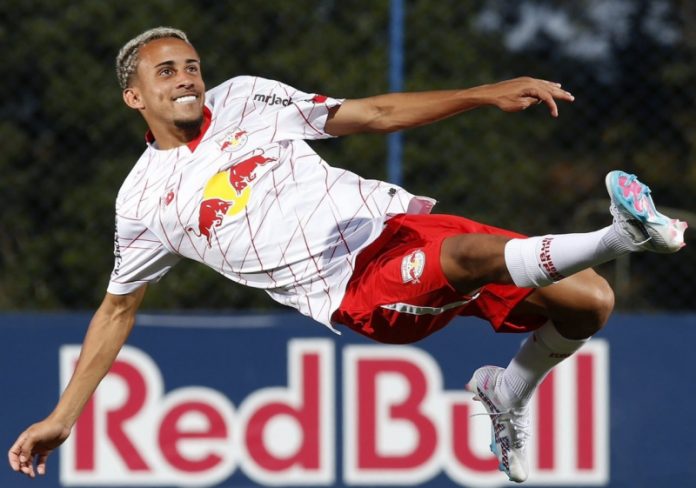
[173,110,204,131]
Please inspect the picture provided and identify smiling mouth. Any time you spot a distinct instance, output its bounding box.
[174,95,198,104]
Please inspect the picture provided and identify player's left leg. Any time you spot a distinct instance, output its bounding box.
[466,269,611,483]
[494,268,613,407]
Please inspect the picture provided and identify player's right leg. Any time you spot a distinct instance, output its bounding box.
[442,170,687,295]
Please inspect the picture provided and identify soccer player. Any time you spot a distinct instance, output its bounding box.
[8,27,687,483]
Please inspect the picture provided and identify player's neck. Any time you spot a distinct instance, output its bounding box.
[147,123,201,150]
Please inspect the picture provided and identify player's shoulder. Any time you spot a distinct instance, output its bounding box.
[205,75,269,102]
[205,75,296,108]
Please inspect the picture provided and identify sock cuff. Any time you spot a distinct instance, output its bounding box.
[599,225,639,254]
[504,237,554,288]
[535,320,588,355]
[500,369,534,405]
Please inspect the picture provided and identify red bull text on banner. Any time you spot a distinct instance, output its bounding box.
[59,340,609,487]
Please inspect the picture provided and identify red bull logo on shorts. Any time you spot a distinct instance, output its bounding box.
[60,340,609,486]
[189,152,277,246]
[401,249,426,284]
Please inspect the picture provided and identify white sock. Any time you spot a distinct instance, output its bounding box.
[499,321,587,408]
[504,226,634,288]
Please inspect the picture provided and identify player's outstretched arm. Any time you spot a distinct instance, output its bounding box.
[324,77,574,136]
[7,287,147,479]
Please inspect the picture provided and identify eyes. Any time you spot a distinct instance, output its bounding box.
[157,64,200,78]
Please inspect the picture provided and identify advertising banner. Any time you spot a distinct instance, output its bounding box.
[1,312,694,487]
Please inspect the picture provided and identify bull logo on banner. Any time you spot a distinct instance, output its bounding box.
[59,340,609,486]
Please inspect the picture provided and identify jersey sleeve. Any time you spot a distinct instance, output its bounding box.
[107,216,180,294]
[207,76,344,141]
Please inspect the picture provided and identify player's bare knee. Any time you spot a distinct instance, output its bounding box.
[542,271,614,339]
[574,273,614,331]
[590,274,614,325]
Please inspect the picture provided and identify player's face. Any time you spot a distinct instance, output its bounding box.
[127,37,206,131]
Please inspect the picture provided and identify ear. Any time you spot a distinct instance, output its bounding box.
[123,87,144,110]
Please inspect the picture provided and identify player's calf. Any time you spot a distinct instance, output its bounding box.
[513,269,613,340]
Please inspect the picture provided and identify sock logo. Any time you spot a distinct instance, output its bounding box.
[539,237,565,282]
[549,353,572,359]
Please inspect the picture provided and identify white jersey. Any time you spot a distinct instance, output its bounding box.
[108,76,434,330]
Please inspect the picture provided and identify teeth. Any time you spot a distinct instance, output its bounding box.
[175,95,196,103]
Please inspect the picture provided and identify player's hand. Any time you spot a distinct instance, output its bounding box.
[486,77,574,117]
[8,419,71,478]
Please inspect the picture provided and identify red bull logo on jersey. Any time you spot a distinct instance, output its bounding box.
[189,151,277,246]
[60,340,609,486]
[218,127,248,153]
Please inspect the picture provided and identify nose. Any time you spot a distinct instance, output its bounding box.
[175,70,197,89]
[176,76,195,90]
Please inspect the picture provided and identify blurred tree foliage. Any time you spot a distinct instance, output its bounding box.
[0,0,693,311]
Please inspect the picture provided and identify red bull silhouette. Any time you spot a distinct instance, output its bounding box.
[228,153,276,195]
[188,151,276,246]
[188,198,234,246]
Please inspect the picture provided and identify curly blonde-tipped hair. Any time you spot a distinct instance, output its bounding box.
[116,27,190,90]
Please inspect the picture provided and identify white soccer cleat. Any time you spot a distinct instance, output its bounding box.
[466,366,530,483]
[605,170,687,253]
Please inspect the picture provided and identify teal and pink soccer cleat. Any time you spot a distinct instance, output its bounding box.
[466,366,530,483]
[605,170,687,253]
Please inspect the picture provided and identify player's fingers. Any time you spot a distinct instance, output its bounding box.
[541,79,563,88]
[538,91,559,117]
[8,433,27,470]
[18,434,38,478]
[548,85,574,102]
[19,458,35,478]
[8,449,19,471]
[36,453,49,476]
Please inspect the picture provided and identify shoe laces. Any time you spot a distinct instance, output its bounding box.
[473,408,530,449]
[610,203,652,246]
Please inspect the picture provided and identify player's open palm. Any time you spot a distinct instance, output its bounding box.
[8,419,71,478]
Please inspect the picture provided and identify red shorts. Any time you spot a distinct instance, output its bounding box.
[331,214,546,344]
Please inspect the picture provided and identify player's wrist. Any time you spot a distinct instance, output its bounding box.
[459,84,497,108]
[47,407,79,430]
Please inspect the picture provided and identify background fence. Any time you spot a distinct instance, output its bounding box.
[2,0,694,311]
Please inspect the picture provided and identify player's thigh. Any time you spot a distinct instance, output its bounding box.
[510,269,615,331]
